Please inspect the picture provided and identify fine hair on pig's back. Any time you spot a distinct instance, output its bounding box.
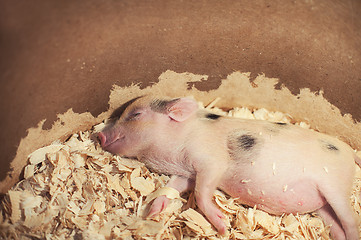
[201,114,356,214]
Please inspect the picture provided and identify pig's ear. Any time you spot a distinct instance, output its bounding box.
[168,98,198,122]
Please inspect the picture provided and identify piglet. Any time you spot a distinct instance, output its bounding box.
[98,95,361,240]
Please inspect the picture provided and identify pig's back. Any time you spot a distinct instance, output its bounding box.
[216,117,356,214]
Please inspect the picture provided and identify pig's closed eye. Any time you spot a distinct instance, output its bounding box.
[127,112,141,121]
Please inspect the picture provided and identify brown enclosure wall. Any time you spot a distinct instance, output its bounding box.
[0,0,360,183]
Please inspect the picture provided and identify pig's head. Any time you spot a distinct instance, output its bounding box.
[98,95,199,157]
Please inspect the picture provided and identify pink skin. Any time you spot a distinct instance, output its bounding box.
[98,96,361,239]
[147,176,194,218]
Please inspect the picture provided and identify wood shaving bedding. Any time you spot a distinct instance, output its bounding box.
[1,100,360,240]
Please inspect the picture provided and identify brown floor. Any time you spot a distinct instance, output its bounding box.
[0,0,360,181]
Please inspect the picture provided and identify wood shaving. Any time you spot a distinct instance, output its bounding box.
[1,99,360,240]
[145,187,181,204]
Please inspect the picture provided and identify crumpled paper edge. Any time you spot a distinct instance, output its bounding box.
[1,70,360,193]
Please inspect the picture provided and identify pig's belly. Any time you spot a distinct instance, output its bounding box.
[220,178,326,215]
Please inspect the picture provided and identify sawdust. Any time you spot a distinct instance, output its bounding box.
[1,99,360,240]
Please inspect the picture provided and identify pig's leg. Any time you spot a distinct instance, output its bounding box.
[147,175,194,217]
[319,184,359,240]
[316,204,346,240]
[194,168,227,234]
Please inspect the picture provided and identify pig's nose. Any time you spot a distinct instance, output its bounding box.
[98,132,107,147]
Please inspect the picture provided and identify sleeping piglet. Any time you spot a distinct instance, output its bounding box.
[98,95,361,240]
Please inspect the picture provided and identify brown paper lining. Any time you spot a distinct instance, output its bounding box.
[1,70,360,193]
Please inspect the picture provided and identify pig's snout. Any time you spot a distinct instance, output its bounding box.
[97,130,125,154]
[98,132,107,147]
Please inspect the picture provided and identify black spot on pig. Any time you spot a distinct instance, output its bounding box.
[237,134,256,151]
[205,113,222,120]
[275,122,287,125]
[320,140,339,152]
[228,131,261,161]
[110,96,143,120]
[150,98,180,113]
[150,99,168,112]
[326,143,339,151]
[265,122,288,134]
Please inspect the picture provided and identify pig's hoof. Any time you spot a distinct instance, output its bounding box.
[147,195,170,217]
[217,223,227,235]
[206,206,227,235]
[214,215,227,235]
